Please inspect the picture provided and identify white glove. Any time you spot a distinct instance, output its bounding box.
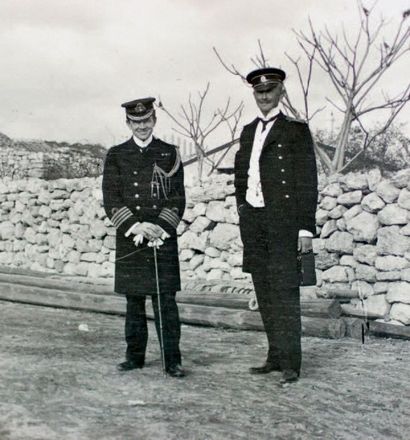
[133,234,144,247]
[148,238,164,248]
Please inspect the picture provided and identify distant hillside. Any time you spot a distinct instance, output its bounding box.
[0,132,107,157]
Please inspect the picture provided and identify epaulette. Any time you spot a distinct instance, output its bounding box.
[284,114,306,124]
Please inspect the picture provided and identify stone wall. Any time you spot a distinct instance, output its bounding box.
[0,168,409,325]
[0,150,44,179]
[314,168,410,325]
[0,147,104,180]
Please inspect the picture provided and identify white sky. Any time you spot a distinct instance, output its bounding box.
[0,0,409,147]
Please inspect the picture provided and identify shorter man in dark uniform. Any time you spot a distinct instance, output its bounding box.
[234,68,318,383]
[102,97,186,378]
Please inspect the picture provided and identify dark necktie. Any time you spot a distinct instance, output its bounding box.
[258,114,278,132]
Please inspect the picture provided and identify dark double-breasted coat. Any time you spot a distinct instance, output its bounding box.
[102,137,185,296]
[234,112,318,285]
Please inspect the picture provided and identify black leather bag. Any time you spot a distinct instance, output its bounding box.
[298,250,317,286]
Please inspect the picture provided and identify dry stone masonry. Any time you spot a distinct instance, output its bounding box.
[0,168,409,325]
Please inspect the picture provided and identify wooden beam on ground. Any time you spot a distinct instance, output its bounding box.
[0,272,114,296]
[318,288,359,300]
[0,281,346,338]
[341,303,384,319]
[368,321,410,340]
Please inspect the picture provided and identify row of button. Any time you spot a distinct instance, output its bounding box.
[278,147,288,198]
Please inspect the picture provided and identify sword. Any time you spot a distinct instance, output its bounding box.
[153,245,166,376]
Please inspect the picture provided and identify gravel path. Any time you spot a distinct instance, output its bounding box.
[0,300,409,440]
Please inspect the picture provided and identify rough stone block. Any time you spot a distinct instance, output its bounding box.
[322,182,343,197]
[352,280,374,298]
[376,181,400,203]
[375,256,409,271]
[322,266,352,283]
[376,271,402,281]
[364,294,390,317]
[386,282,410,304]
[346,211,379,243]
[189,216,212,233]
[206,201,226,223]
[325,231,354,254]
[390,303,410,325]
[337,190,363,206]
[320,196,337,210]
[391,169,410,189]
[353,245,377,265]
[343,173,368,190]
[378,205,408,226]
[343,205,363,221]
[320,220,338,238]
[209,223,239,251]
[397,188,410,210]
[328,205,347,219]
[361,193,385,213]
[367,168,382,191]
[377,226,410,256]
[355,264,377,282]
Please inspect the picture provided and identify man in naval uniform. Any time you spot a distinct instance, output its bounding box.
[102,97,186,378]
[234,68,318,383]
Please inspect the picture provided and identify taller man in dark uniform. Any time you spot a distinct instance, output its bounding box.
[102,97,186,378]
[234,68,318,383]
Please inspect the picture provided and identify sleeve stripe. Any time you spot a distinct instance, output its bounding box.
[159,212,179,228]
[159,208,180,229]
[111,206,134,228]
[112,208,129,225]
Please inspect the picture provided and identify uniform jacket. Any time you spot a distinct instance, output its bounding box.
[234,112,318,273]
[102,137,185,295]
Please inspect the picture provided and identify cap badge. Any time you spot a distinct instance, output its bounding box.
[260,75,267,83]
[134,103,146,113]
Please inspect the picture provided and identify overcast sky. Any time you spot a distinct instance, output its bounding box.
[0,0,409,147]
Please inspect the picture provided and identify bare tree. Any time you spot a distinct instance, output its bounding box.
[214,2,410,175]
[293,1,409,173]
[158,83,243,180]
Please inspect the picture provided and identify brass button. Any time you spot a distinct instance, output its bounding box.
[281,169,285,173]
[278,144,282,148]
[278,156,283,159]
[152,205,158,209]
[136,206,141,210]
[285,194,290,199]
[134,194,139,199]
[133,171,138,175]
[133,182,138,187]
[282,180,286,184]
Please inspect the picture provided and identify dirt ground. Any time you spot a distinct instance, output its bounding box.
[0,301,409,440]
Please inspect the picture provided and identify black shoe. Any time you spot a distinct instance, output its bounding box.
[280,369,299,384]
[117,360,144,372]
[249,361,281,375]
[166,364,185,378]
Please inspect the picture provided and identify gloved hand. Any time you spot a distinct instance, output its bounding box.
[133,234,144,247]
[148,238,164,248]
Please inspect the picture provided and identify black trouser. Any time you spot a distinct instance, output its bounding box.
[124,292,181,368]
[244,206,302,373]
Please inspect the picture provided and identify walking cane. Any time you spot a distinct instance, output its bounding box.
[153,245,167,376]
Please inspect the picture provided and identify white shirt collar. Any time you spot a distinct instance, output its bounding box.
[133,134,153,148]
[257,107,281,122]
